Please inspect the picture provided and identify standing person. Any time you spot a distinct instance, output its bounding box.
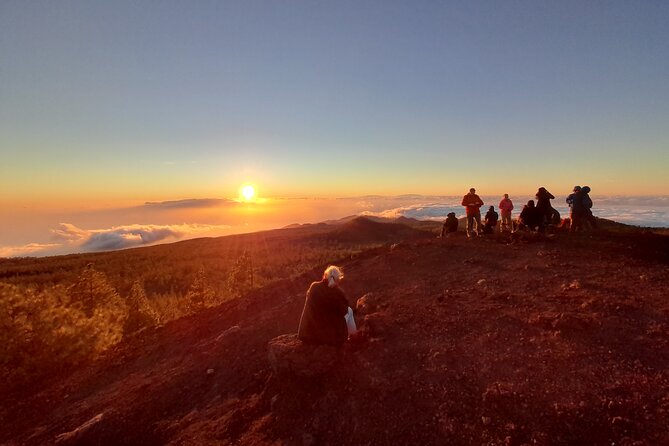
[580,186,598,229]
[566,186,581,231]
[569,187,586,232]
[298,265,356,347]
[535,187,555,232]
[498,194,514,232]
[440,212,459,237]
[483,206,498,234]
[566,186,581,208]
[461,188,484,238]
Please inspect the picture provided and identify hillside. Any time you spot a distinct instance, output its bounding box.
[2,224,669,445]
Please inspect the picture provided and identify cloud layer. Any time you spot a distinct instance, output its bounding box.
[2,195,668,258]
[1,223,231,257]
[143,198,235,209]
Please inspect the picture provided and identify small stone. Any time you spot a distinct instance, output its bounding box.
[477,279,487,286]
[302,432,315,446]
[482,416,492,426]
[206,368,215,375]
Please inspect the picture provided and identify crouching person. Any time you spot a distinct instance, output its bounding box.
[298,265,357,347]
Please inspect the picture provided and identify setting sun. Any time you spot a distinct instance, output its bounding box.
[241,185,256,201]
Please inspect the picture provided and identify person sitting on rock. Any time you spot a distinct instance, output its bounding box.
[440,212,459,236]
[298,265,356,347]
[482,206,498,234]
[514,200,541,232]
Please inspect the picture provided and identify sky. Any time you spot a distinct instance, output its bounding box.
[1,1,669,256]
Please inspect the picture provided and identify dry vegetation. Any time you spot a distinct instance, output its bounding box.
[0,218,425,396]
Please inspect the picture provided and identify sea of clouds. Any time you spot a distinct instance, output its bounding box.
[360,195,669,228]
[2,195,667,257]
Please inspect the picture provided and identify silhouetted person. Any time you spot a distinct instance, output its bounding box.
[535,187,555,232]
[566,186,581,209]
[298,266,355,347]
[567,186,592,232]
[440,212,459,236]
[515,200,541,232]
[461,188,484,238]
[581,186,598,229]
[483,206,498,234]
[568,186,586,232]
[498,194,514,232]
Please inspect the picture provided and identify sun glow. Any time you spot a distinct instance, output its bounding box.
[240,184,256,202]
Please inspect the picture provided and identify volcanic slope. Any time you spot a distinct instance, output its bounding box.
[2,228,669,446]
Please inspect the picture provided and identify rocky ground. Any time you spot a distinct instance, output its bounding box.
[2,224,668,446]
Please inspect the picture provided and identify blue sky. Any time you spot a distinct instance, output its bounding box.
[1,1,668,255]
[2,0,668,199]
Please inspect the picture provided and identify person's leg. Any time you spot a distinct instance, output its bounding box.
[474,213,482,235]
[466,215,474,237]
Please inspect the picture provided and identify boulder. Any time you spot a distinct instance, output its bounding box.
[363,312,390,338]
[356,293,380,315]
[267,334,341,377]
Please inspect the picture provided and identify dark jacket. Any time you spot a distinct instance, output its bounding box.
[519,203,541,228]
[298,279,349,347]
[535,188,555,217]
[485,209,498,226]
[443,214,459,233]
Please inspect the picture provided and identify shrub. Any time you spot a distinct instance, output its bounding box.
[185,267,215,313]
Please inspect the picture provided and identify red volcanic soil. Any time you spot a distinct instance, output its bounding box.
[2,227,669,445]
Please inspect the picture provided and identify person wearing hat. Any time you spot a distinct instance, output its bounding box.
[461,188,484,238]
[440,212,459,237]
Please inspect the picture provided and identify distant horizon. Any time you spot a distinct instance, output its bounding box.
[2,192,668,258]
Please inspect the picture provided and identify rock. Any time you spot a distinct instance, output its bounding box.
[206,368,215,376]
[267,334,341,377]
[356,293,379,315]
[55,413,104,445]
[477,279,487,286]
[363,312,390,338]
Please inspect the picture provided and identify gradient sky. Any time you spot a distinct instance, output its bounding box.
[1,1,669,255]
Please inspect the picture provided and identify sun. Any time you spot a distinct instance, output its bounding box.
[241,184,256,202]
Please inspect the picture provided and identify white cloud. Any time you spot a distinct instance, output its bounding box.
[1,223,231,258]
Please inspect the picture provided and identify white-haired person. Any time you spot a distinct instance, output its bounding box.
[298,265,357,347]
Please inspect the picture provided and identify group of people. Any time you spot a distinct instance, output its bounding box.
[441,186,597,238]
[298,186,599,351]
